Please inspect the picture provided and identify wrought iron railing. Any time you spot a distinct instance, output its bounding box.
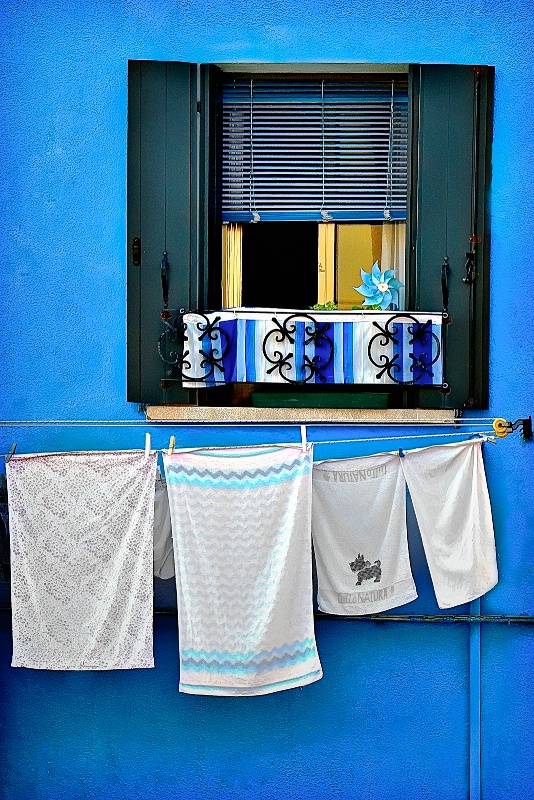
[159,308,448,390]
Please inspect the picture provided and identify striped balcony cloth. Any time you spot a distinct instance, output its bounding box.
[180,308,445,388]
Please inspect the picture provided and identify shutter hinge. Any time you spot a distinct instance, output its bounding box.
[196,101,201,113]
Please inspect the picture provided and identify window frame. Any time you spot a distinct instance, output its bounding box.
[127,61,493,411]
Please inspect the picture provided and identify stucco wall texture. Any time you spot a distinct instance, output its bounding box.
[0,1,533,799]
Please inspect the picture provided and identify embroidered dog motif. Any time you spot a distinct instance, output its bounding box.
[349,553,382,585]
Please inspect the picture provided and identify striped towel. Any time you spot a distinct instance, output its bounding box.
[163,445,322,696]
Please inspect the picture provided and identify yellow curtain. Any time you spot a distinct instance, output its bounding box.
[317,223,336,305]
[222,223,243,308]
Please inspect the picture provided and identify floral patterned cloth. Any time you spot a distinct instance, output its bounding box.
[7,450,158,670]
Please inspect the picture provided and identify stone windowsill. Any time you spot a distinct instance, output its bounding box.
[145,406,458,425]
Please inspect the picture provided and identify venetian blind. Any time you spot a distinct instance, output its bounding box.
[221,78,408,223]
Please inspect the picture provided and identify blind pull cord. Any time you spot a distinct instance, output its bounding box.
[384,80,395,220]
[249,79,260,223]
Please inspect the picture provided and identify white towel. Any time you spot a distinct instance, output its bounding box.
[312,453,417,614]
[153,471,175,579]
[400,440,498,609]
[164,445,322,696]
[7,450,158,670]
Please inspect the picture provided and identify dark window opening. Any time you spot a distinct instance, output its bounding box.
[241,222,318,309]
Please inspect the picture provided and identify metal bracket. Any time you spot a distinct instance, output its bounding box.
[464,251,476,284]
[493,416,532,441]
[132,237,141,266]
[161,251,169,309]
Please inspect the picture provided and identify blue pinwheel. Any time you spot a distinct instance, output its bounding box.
[353,261,404,311]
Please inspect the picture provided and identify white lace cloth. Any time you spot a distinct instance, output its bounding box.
[7,450,158,670]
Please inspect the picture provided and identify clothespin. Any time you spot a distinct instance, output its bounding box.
[398,447,405,457]
[168,435,176,456]
[144,433,151,460]
[4,443,17,464]
[300,425,307,453]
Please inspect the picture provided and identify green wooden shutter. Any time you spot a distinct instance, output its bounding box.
[127,61,221,404]
[408,64,493,410]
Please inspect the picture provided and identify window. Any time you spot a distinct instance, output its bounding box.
[127,62,493,410]
[220,75,408,310]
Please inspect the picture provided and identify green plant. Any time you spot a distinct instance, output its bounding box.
[352,303,382,310]
[309,301,338,311]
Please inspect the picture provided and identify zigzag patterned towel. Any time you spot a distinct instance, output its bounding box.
[163,445,322,696]
[7,450,158,670]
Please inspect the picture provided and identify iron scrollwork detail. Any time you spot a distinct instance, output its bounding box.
[367,314,442,385]
[160,309,444,388]
[262,313,334,384]
[158,311,230,382]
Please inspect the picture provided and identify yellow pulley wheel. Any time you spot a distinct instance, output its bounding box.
[492,418,509,438]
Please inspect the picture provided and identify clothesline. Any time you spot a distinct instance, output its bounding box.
[1,430,496,463]
[0,417,517,425]
[159,431,495,457]
[2,414,531,462]
[5,438,499,692]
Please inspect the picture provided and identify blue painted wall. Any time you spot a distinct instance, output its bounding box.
[1,1,533,798]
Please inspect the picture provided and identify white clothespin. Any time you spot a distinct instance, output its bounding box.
[4,443,17,464]
[144,433,151,460]
[300,425,307,453]
[476,433,496,445]
[168,435,176,455]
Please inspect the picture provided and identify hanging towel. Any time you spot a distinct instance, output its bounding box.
[0,485,10,583]
[7,450,158,670]
[153,470,175,579]
[312,453,417,615]
[163,445,322,696]
[401,439,498,609]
